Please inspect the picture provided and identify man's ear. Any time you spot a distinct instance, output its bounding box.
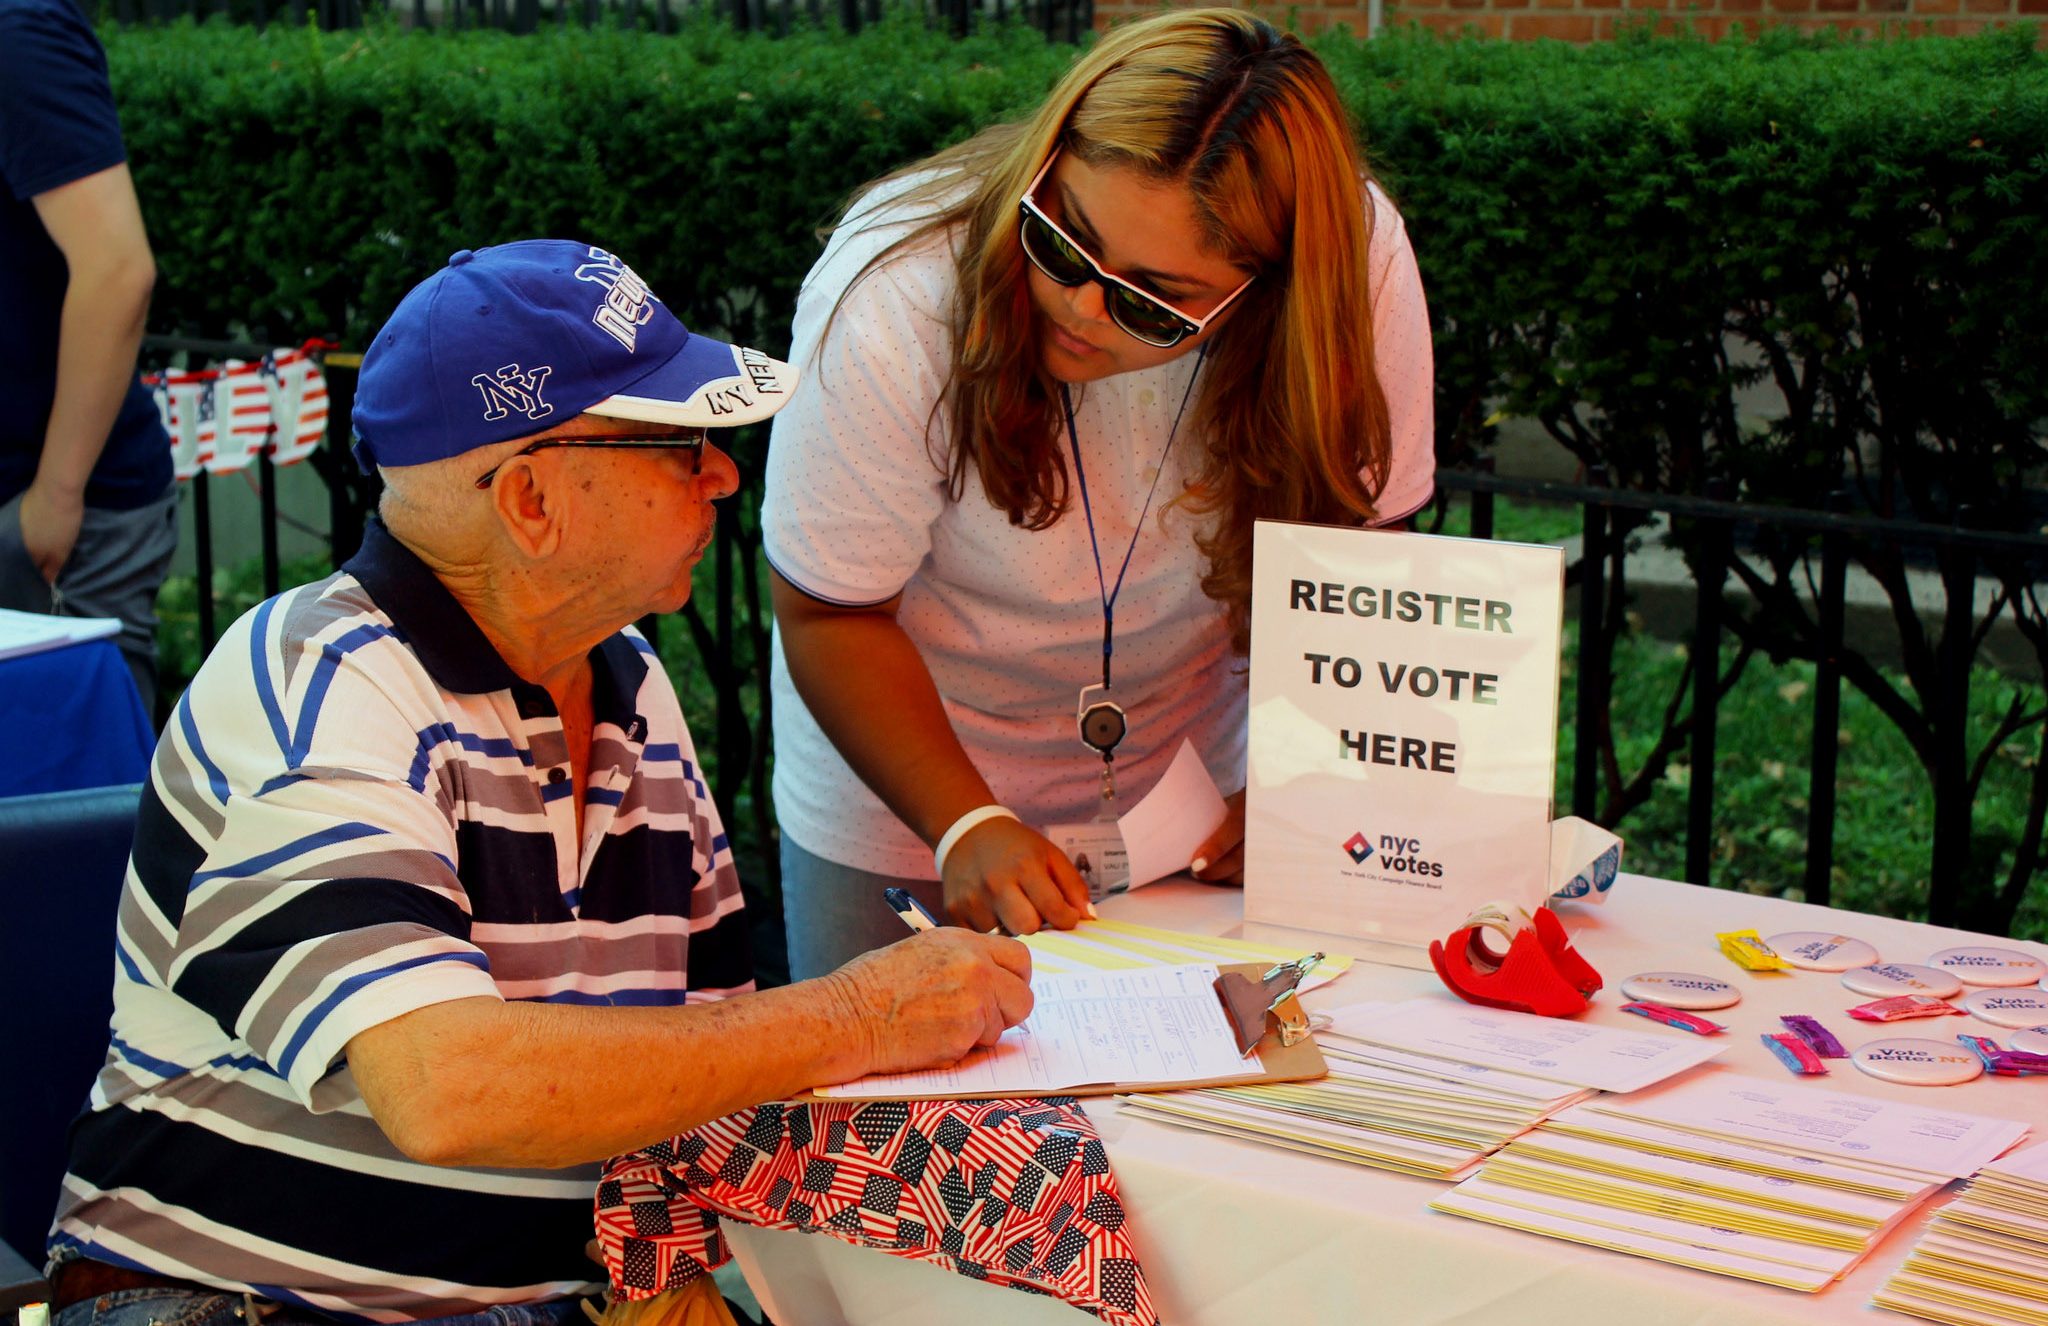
[489,458,566,561]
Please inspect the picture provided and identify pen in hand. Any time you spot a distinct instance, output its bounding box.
[883,886,940,933]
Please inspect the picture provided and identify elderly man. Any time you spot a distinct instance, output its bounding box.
[46,241,1033,1326]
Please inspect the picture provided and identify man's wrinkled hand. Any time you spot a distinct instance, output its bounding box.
[831,928,1034,1077]
[941,816,1091,936]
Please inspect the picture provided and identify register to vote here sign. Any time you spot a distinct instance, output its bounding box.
[1243,520,1565,948]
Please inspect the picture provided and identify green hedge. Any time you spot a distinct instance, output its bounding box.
[1330,28,2048,511]
[111,20,2048,489]
[112,19,2048,497]
[111,15,1071,355]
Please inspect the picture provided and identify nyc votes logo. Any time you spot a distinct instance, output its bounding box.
[1341,831,1446,879]
[1375,834,1446,879]
[1342,832,1374,865]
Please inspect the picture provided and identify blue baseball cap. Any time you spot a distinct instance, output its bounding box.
[350,240,799,471]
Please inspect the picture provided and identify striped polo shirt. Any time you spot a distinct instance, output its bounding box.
[50,518,753,1322]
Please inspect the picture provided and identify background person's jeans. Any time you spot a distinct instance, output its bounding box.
[54,1285,594,1326]
[0,484,179,715]
[780,834,943,981]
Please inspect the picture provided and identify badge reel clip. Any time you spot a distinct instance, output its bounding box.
[1428,902,1603,1018]
[1213,953,1324,1057]
[1077,683,1126,812]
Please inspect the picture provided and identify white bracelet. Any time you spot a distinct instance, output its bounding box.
[933,805,1020,877]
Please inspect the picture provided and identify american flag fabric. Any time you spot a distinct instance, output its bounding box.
[143,339,333,478]
[595,1097,1159,1326]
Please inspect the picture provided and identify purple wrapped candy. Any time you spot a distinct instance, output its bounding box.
[1781,1014,1848,1059]
[1958,1034,2048,1076]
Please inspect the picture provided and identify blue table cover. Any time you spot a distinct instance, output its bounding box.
[0,636,154,796]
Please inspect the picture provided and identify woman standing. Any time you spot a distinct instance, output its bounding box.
[764,8,1436,978]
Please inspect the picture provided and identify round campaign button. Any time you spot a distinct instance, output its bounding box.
[1620,971,1742,1010]
[1926,946,2047,988]
[2009,1026,2048,1056]
[1765,932,1879,972]
[1961,988,2048,1029]
[1840,963,1965,999]
[1851,1038,1985,1087]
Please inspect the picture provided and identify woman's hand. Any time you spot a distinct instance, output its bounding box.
[1188,788,1246,886]
[940,816,1093,935]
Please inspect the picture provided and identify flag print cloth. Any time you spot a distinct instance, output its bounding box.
[144,339,333,478]
[595,1097,1159,1325]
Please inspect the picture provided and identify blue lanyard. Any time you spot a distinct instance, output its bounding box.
[1059,348,1206,692]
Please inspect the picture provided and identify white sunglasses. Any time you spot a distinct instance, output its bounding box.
[1017,149,1255,349]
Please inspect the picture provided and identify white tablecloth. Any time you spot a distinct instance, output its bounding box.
[728,874,2048,1325]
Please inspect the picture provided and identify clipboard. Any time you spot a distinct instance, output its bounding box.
[807,958,1328,1102]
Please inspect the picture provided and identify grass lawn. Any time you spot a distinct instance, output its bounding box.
[1559,629,2043,937]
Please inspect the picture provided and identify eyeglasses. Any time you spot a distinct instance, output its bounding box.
[473,431,707,490]
[1017,149,1255,349]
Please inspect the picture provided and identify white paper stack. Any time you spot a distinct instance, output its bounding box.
[0,607,119,662]
[1117,1037,1590,1179]
[1319,996,1729,1094]
[1115,994,1739,1181]
[1875,1139,2048,1325]
[1434,1075,2029,1293]
[816,964,1258,1099]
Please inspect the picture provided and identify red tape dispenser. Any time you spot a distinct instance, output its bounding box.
[1429,901,1604,1017]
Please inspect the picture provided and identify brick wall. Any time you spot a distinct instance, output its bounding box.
[1093,0,2044,41]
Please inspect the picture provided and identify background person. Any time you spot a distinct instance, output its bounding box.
[0,0,178,713]
[47,241,1032,1326]
[764,8,1436,979]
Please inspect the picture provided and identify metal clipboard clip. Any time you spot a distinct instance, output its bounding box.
[1212,952,1324,1057]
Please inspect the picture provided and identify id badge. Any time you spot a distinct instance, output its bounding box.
[1044,820,1130,902]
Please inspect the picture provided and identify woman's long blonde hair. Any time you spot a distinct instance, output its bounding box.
[838,8,1394,651]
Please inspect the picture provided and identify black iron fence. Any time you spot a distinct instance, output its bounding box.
[141,336,367,645]
[1434,467,2048,934]
[98,0,1092,39]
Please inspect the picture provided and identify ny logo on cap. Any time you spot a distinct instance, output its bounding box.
[472,363,554,422]
[575,247,656,352]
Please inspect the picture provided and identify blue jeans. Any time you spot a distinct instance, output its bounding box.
[53,1285,593,1326]
[0,484,179,714]
[780,834,942,981]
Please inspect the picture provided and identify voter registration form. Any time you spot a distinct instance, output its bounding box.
[816,963,1252,1099]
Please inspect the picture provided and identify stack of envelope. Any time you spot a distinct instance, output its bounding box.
[1875,1140,2048,1324]
[1116,1038,1590,1180]
[1433,1076,2029,1293]
[1435,1104,1941,1290]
